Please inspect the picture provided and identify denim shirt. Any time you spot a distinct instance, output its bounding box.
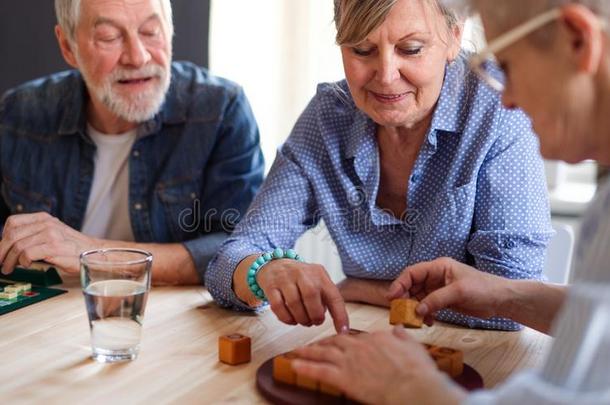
[206,58,553,330]
[0,61,264,281]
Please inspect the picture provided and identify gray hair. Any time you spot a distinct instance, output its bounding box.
[55,0,174,41]
[333,0,462,45]
[443,0,610,43]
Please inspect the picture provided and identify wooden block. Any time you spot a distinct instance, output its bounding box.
[296,373,319,391]
[320,382,342,397]
[273,352,298,385]
[429,346,464,377]
[218,334,251,365]
[389,298,423,328]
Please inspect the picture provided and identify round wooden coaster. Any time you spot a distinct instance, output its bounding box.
[256,358,483,405]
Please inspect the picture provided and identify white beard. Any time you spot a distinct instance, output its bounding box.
[76,53,171,124]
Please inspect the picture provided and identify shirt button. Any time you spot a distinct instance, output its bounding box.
[133,150,140,157]
[190,192,197,200]
[134,203,143,211]
[15,204,23,213]
[410,173,420,183]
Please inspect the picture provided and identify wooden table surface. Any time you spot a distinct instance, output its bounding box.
[0,277,553,404]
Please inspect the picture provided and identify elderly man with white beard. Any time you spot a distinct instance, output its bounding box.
[0,0,264,285]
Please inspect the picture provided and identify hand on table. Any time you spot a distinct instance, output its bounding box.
[256,259,349,333]
[292,326,466,405]
[387,257,510,325]
[0,212,99,275]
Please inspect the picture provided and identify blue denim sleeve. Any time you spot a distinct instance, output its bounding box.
[205,121,319,310]
[185,87,265,283]
[436,108,554,330]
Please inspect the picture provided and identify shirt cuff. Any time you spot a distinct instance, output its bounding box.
[182,232,229,284]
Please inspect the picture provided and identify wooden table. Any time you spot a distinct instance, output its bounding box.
[0,278,553,404]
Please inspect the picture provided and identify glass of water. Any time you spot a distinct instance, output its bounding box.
[80,248,153,363]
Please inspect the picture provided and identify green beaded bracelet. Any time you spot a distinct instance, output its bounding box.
[247,248,305,302]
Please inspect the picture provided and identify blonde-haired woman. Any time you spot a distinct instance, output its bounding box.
[293,1,610,404]
[206,0,552,333]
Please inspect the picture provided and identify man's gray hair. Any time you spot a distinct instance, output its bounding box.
[54,0,174,41]
[443,0,610,37]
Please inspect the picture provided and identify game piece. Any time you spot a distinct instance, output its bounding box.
[0,281,66,315]
[429,346,464,377]
[272,352,298,385]
[319,382,342,397]
[389,298,423,328]
[218,333,251,365]
[15,283,31,292]
[3,286,20,294]
[0,291,18,300]
[296,373,319,391]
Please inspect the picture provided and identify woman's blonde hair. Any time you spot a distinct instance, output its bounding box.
[333,0,461,45]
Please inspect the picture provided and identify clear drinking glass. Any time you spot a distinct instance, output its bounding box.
[80,248,153,363]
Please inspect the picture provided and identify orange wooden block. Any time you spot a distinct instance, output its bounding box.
[273,352,298,385]
[430,346,464,377]
[296,373,319,391]
[320,382,342,397]
[389,298,423,328]
[218,333,251,365]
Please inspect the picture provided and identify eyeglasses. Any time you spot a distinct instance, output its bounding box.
[469,8,562,92]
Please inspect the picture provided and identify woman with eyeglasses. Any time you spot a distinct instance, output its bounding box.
[206,0,552,335]
[291,1,610,404]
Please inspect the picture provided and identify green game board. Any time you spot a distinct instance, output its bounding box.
[0,281,67,316]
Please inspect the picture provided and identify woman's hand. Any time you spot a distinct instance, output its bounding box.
[387,257,512,324]
[253,259,349,333]
[292,326,466,405]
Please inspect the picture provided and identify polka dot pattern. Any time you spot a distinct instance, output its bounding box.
[206,58,554,331]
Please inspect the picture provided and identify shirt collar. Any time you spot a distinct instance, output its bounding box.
[429,56,469,135]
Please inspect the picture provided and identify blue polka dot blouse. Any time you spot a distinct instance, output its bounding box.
[206,58,554,331]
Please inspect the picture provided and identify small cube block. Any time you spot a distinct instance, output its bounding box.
[430,346,464,377]
[296,373,319,391]
[389,298,423,328]
[320,382,342,397]
[273,352,298,385]
[218,333,251,365]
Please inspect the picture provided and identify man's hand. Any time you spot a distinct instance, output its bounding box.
[293,327,466,405]
[0,212,99,275]
[387,257,511,325]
